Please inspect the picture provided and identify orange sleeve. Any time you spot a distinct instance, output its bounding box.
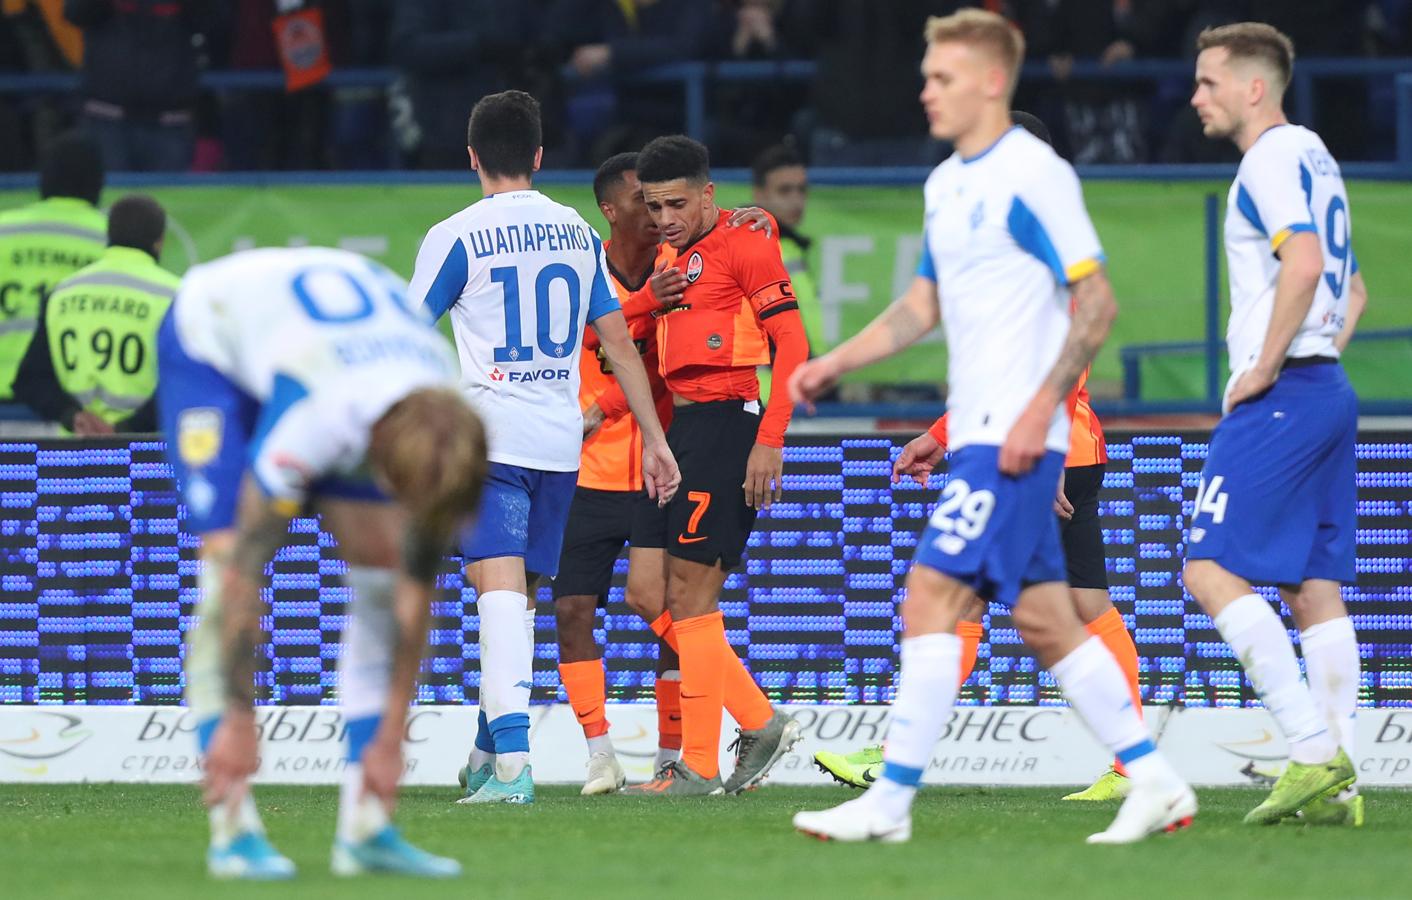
[585,286,658,354]
[755,307,808,448]
[928,414,948,448]
[595,378,630,421]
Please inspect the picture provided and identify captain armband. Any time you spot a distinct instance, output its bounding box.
[752,281,798,321]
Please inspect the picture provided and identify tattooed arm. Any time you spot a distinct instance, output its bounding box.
[998,269,1117,476]
[789,275,941,408]
[202,482,295,806]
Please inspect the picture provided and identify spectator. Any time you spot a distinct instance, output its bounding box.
[548,0,714,162]
[797,0,968,166]
[221,0,341,170]
[0,131,105,408]
[1,1,84,170]
[13,194,174,435]
[709,0,811,165]
[1016,0,1179,164]
[63,0,222,172]
[390,0,536,169]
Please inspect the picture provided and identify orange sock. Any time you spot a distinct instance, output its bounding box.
[957,620,984,685]
[558,659,610,740]
[655,675,682,750]
[674,611,728,779]
[1086,606,1143,774]
[652,610,772,731]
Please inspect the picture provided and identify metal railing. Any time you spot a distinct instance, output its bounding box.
[3,57,1411,167]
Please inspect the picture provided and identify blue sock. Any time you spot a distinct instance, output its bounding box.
[488,712,530,755]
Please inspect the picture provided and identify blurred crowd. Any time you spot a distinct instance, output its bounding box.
[1,1,1410,173]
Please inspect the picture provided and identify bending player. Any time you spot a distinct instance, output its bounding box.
[408,91,679,805]
[554,154,778,793]
[160,246,487,879]
[790,10,1194,844]
[1185,23,1366,826]
[814,112,1143,804]
[622,134,808,796]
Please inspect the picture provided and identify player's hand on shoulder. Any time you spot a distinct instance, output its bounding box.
[727,206,775,239]
[999,398,1052,476]
[360,732,404,808]
[649,258,687,309]
[202,708,259,806]
[643,440,681,506]
[744,442,784,510]
[788,356,839,412]
[893,431,944,487]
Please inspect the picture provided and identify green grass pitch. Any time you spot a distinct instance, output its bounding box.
[3,784,1407,899]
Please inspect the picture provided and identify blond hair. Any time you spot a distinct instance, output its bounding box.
[924,9,1025,97]
[371,387,488,540]
[1197,22,1295,93]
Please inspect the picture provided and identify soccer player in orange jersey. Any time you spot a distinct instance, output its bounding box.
[554,153,783,794]
[623,135,810,795]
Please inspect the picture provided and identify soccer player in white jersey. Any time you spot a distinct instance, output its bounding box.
[157,246,488,879]
[407,91,680,805]
[788,9,1195,845]
[1185,23,1368,827]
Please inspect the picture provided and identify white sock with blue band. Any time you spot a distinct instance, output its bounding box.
[478,590,533,781]
[876,632,962,818]
[1215,594,1338,764]
[336,567,396,844]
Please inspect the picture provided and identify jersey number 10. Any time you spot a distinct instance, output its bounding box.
[490,264,581,364]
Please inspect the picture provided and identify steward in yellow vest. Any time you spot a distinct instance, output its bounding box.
[0,132,106,402]
[13,195,174,434]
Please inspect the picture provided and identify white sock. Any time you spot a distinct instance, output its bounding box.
[470,746,495,771]
[1215,594,1338,764]
[185,557,228,727]
[209,793,264,848]
[479,590,533,781]
[873,632,961,817]
[337,763,390,844]
[337,568,396,837]
[1301,616,1360,763]
[654,746,679,772]
[587,734,614,756]
[524,607,536,648]
[1050,637,1178,788]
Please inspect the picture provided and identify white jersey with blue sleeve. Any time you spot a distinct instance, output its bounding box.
[408,190,620,472]
[917,127,1105,454]
[172,246,459,505]
[1224,124,1354,389]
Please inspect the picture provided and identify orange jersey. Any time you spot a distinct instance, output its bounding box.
[928,366,1107,467]
[575,243,677,492]
[655,208,809,447]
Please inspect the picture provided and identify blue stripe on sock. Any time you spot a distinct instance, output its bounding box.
[1116,738,1157,766]
[488,712,530,754]
[475,709,495,753]
[196,716,220,755]
[882,761,923,788]
[346,714,382,762]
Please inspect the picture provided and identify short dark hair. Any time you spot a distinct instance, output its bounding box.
[107,195,166,256]
[593,152,639,205]
[1012,110,1052,147]
[39,131,103,205]
[750,144,804,187]
[1197,22,1295,92]
[467,90,542,178]
[636,135,710,186]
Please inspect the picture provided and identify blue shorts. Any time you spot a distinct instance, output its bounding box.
[1187,361,1357,585]
[459,462,578,577]
[913,445,1068,606]
[157,311,260,534]
[157,311,386,534]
